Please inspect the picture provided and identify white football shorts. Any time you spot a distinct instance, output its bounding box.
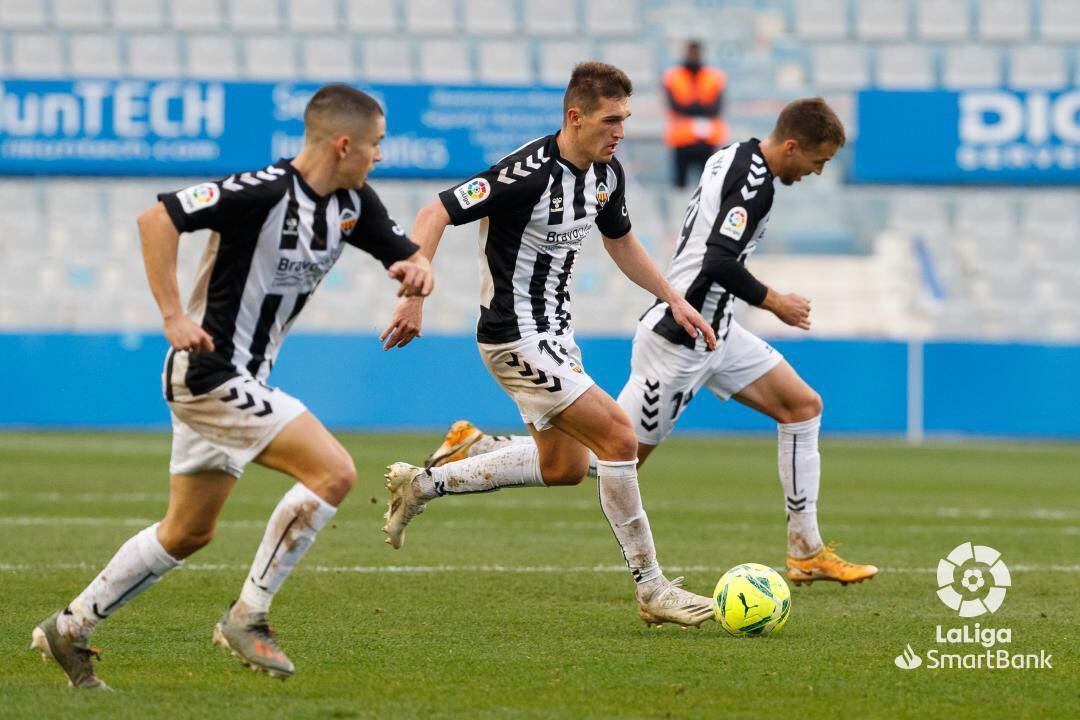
[617,319,783,445]
[478,331,596,432]
[164,354,307,477]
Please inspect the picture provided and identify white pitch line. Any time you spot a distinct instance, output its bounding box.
[2,562,1078,574]
[1,516,1075,537]
[1,490,1076,521]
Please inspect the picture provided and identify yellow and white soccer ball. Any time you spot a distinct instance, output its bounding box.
[712,563,791,637]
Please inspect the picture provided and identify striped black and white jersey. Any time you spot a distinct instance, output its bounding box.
[438,133,632,344]
[640,139,774,351]
[158,160,418,396]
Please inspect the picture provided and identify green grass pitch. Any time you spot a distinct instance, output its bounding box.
[1,432,1077,719]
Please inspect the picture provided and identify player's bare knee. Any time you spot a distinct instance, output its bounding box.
[325,455,357,496]
[541,457,590,486]
[797,390,823,420]
[778,390,822,424]
[595,427,639,463]
[159,524,214,559]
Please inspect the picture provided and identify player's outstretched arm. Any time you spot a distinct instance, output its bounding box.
[137,202,214,353]
[603,231,717,350]
[380,200,449,350]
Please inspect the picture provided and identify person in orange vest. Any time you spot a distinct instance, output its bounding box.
[663,40,729,188]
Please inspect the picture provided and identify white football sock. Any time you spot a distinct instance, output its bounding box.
[237,483,337,615]
[596,459,663,587]
[466,433,532,457]
[419,443,545,500]
[469,434,601,482]
[778,415,824,558]
[59,523,181,639]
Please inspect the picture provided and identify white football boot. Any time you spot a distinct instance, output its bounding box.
[383,462,428,550]
[635,576,715,628]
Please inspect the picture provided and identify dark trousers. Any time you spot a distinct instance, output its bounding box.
[673,142,717,188]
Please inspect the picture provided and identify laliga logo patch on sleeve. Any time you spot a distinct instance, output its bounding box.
[177,182,220,214]
[455,178,491,209]
[719,206,748,241]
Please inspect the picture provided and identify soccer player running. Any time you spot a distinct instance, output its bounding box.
[31,84,433,689]
[379,63,718,629]
[425,98,878,587]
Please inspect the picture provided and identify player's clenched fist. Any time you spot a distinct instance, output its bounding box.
[163,313,215,353]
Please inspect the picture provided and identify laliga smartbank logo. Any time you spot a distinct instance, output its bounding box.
[937,541,1010,617]
[893,542,1052,672]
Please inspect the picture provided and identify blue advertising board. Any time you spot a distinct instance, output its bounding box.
[0,80,563,178]
[855,89,1080,184]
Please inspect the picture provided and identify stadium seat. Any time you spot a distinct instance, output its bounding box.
[109,0,162,29]
[538,39,592,85]
[227,0,281,31]
[463,0,519,36]
[795,0,850,40]
[242,35,298,79]
[954,193,1017,236]
[1007,45,1067,89]
[286,0,340,32]
[53,0,107,29]
[418,39,473,83]
[810,43,870,90]
[405,0,459,34]
[599,40,657,85]
[942,45,1002,89]
[128,33,182,78]
[523,0,580,38]
[854,0,910,40]
[0,0,47,28]
[875,44,936,89]
[585,0,641,38]
[976,0,1031,41]
[1039,0,1080,41]
[476,40,535,85]
[168,0,224,30]
[300,36,355,80]
[887,192,949,237]
[345,0,400,34]
[186,35,241,78]
[358,37,415,82]
[10,33,65,77]
[68,33,122,78]
[914,0,970,41]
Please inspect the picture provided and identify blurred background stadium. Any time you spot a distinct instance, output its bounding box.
[1,0,1077,438]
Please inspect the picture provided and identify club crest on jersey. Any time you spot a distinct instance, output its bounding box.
[595,182,609,208]
[455,178,491,209]
[176,182,219,214]
[719,206,748,241]
[339,208,357,234]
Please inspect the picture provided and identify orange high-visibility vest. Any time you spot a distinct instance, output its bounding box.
[662,65,728,148]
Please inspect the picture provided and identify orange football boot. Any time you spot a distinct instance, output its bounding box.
[424,420,483,469]
[787,543,879,586]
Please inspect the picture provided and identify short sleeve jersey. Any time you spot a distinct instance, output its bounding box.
[158,159,418,394]
[438,133,632,344]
